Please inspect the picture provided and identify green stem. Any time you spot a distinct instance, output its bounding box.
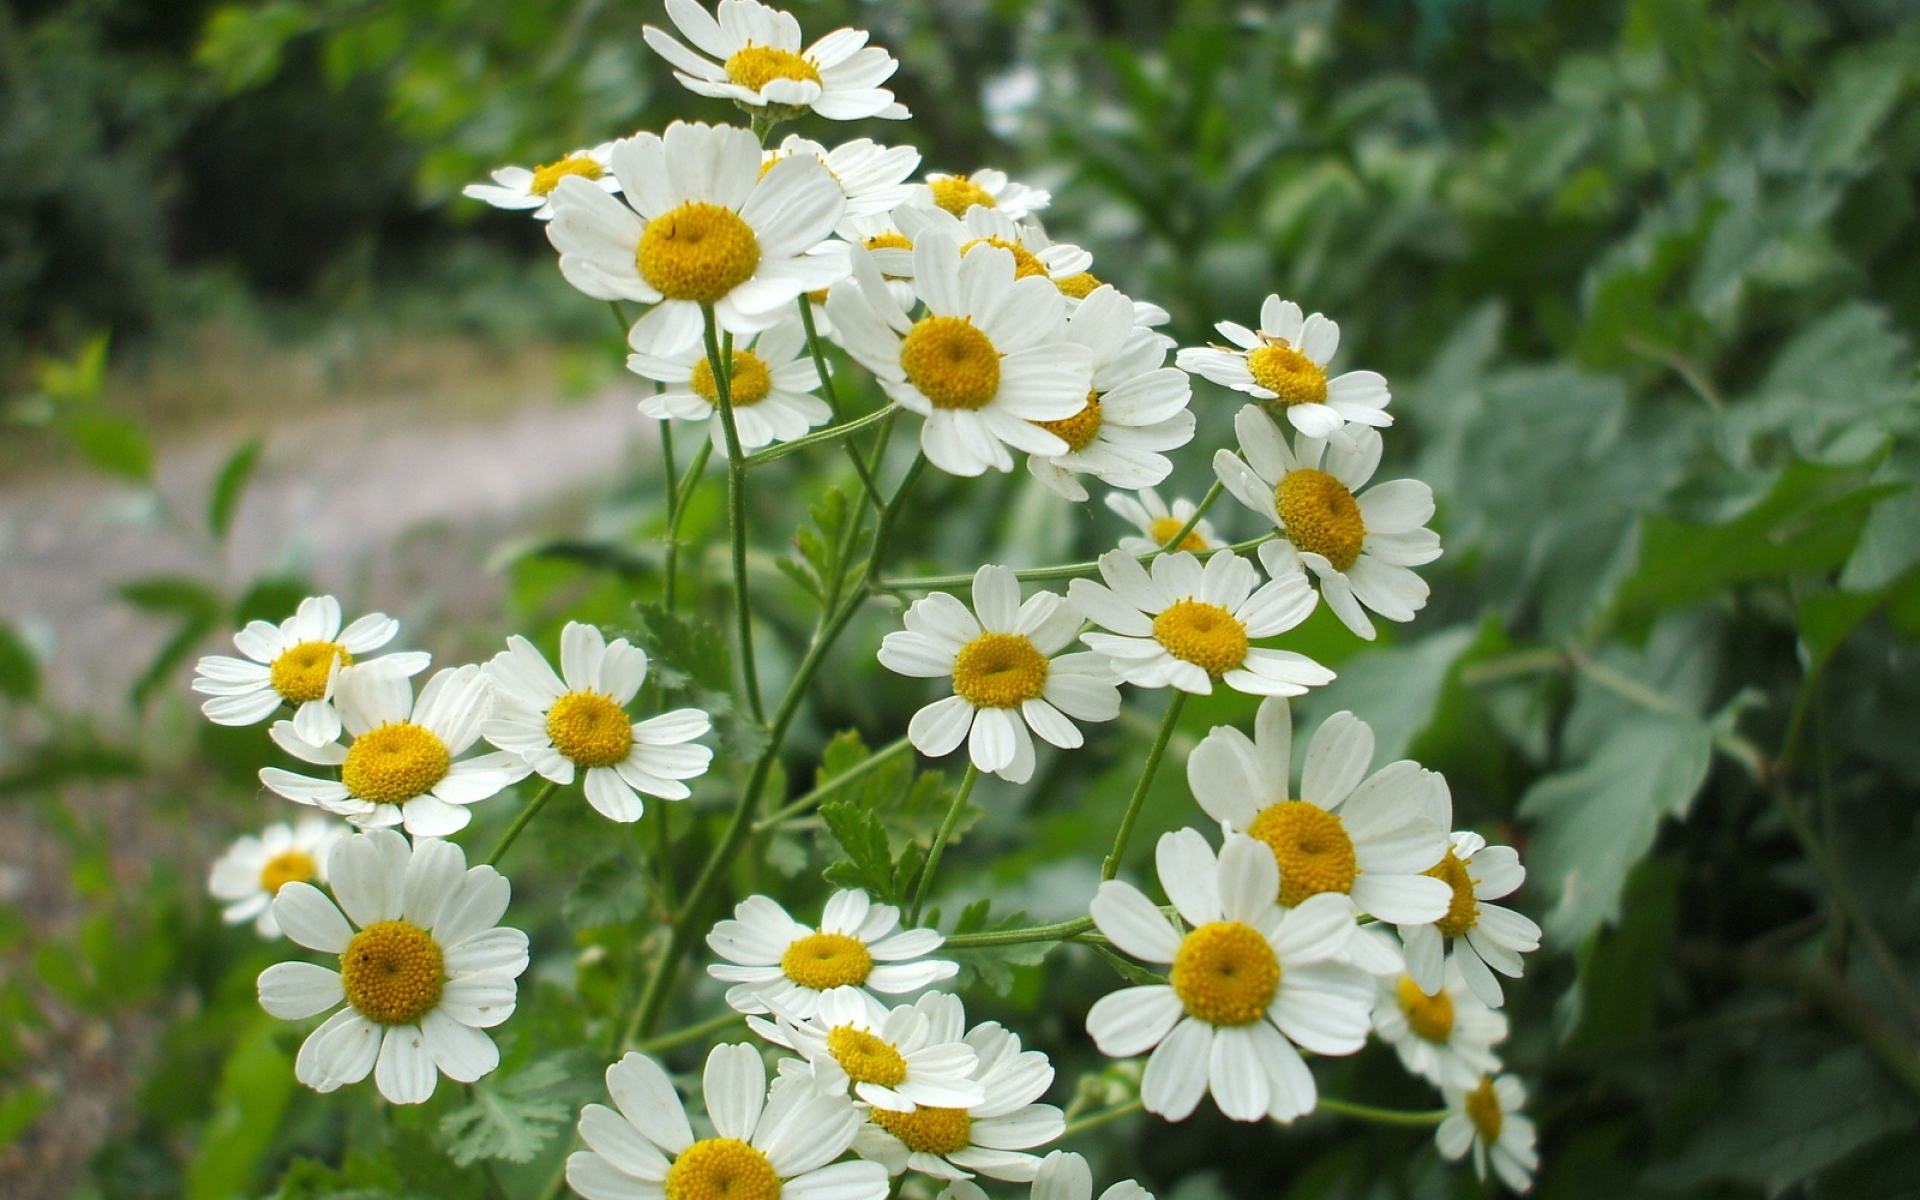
[658,412,678,606]
[943,915,1097,949]
[703,305,765,726]
[796,296,885,510]
[743,404,899,469]
[1315,1097,1449,1127]
[752,735,914,832]
[1160,480,1222,551]
[485,780,559,867]
[651,799,676,908]
[636,1010,744,1055]
[909,763,979,924]
[881,532,1277,593]
[1103,691,1187,880]
[1061,1098,1144,1139]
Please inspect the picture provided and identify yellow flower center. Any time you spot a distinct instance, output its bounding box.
[1151,599,1248,676]
[960,235,1046,280]
[865,232,914,252]
[638,202,761,305]
[900,316,1001,410]
[269,641,352,705]
[689,349,774,407]
[1035,393,1103,453]
[1147,515,1208,552]
[529,154,605,197]
[545,690,634,768]
[723,44,823,93]
[950,632,1049,709]
[1465,1077,1503,1143]
[1170,921,1280,1026]
[1055,271,1103,299]
[1396,975,1455,1044]
[870,1105,974,1156]
[339,920,444,1025]
[665,1137,782,1200]
[1277,468,1366,572]
[1246,342,1328,406]
[258,849,317,895]
[1246,800,1359,907]
[827,1025,908,1088]
[341,722,451,806]
[780,931,874,990]
[928,176,997,217]
[1427,850,1480,938]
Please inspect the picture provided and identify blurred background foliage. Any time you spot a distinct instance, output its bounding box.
[4,0,1920,1198]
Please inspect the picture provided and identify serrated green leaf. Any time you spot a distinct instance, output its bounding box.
[208,438,263,540]
[634,604,732,694]
[819,798,897,902]
[563,856,648,931]
[438,1061,571,1166]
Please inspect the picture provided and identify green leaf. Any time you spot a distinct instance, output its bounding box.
[438,1060,571,1166]
[71,414,152,483]
[197,2,319,93]
[33,333,109,404]
[1558,857,1679,1047]
[1840,485,1920,592]
[0,623,39,703]
[185,1020,296,1200]
[947,901,1058,996]
[208,438,263,540]
[819,798,898,904]
[0,1083,50,1147]
[1292,624,1478,763]
[563,856,649,931]
[633,604,732,694]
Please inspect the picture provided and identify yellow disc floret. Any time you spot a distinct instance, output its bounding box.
[665,1137,782,1200]
[1151,599,1249,677]
[258,849,317,895]
[1055,271,1103,299]
[865,232,914,252]
[545,690,634,769]
[960,236,1046,280]
[340,920,444,1025]
[780,931,874,990]
[1277,469,1366,572]
[1170,921,1281,1026]
[827,1025,909,1088]
[929,176,996,217]
[530,154,605,197]
[951,632,1050,709]
[1036,394,1103,453]
[900,316,1001,410]
[1465,1076,1503,1142]
[1396,975,1455,1044]
[341,723,451,806]
[1427,850,1480,938]
[1148,516,1208,553]
[638,203,761,305]
[870,1105,974,1156]
[1246,800,1359,907]
[1246,342,1328,406]
[723,44,823,93]
[270,641,352,705]
[689,349,774,407]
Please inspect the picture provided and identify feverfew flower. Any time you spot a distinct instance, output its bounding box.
[1067,549,1331,697]
[1373,961,1509,1090]
[893,204,1093,292]
[257,831,528,1105]
[754,986,983,1113]
[1214,408,1440,640]
[1107,489,1224,555]
[1007,1151,1154,1200]
[192,594,428,746]
[461,143,617,220]
[769,135,920,217]
[567,1044,889,1200]
[1086,831,1374,1122]
[708,889,958,1020]
[1176,295,1390,438]
[1401,831,1541,1008]
[642,0,909,121]
[878,565,1120,784]
[481,622,712,823]
[914,169,1050,220]
[208,815,346,938]
[629,312,832,453]
[1438,1074,1539,1193]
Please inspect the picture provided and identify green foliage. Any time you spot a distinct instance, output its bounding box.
[437,1060,572,1167]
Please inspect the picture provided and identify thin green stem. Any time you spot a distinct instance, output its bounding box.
[943,915,1097,949]
[1161,480,1223,552]
[753,735,914,832]
[881,532,1278,593]
[1315,1097,1450,1127]
[636,1010,744,1055]
[651,800,676,908]
[743,404,898,469]
[485,780,559,867]
[1103,691,1187,880]
[1061,1098,1143,1139]
[703,305,765,725]
[796,296,885,510]
[909,763,979,924]
[658,412,679,606]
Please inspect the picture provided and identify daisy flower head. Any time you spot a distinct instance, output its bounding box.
[461,142,618,220]
[913,169,1050,221]
[893,203,1094,293]
[1401,830,1541,1008]
[481,622,713,824]
[545,121,847,355]
[629,312,832,454]
[1107,489,1224,556]
[208,815,346,938]
[256,830,528,1104]
[1438,1074,1539,1193]
[1175,295,1390,439]
[852,991,1064,1182]
[825,233,1093,477]
[1085,830,1375,1123]
[769,135,921,218]
[751,986,983,1113]
[1066,548,1332,697]
[1213,407,1440,640]
[878,565,1120,785]
[642,0,910,122]
[1373,960,1509,1090]
[192,594,429,747]
[260,663,532,838]
[566,1043,889,1200]
[707,889,958,1020]
[997,1151,1153,1200]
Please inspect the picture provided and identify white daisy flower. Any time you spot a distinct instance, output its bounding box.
[912,169,1050,220]
[1175,295,1391,439]
[192,594,429,747]
[566,1043,889,1200]
[1106,489,1225,556]
[1066,549,1332,697]
[256,830,528,1105]
[546,121,847,355]
[753,986,983,1113]
[641,0,910,122]
[830,212,918,312]
[968,1151,1152,1200]
[769,135,920,218]
[878,565,1120,785]
[1025,285,1194,501]
[893,204,1094,291]
[1437,1074,1539,1193]
[461,142,618,220]
[707,889,958,1020]
[1213,407,1440,640]
[260,663,532,838]
[1085,830,1374,1123]
[628,312,832,454]
[1400,830,1541,1008]
[826,234,1092,477]
[1372,960,1509,1090]
[852,991,1064,1183]
[208,815,347,938]
[480,622,713,824]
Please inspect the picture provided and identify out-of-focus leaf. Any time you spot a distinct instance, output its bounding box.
[1558,857,1679,1046]
[71,414,152,483]
[1292,623,1477,764]
[1840,486,1920,592]
[0,623,39,703]
[0,1083,51,1147]
[634,604,732,694]
[197,2,319,93]
[119,578,225,706]
[438,1060,571,1166]
[185,1019,295,1200]
[563,855,649,931]
[208,438,263,540]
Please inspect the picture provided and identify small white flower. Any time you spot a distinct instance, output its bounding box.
[208,816,346,938]
[753,986,983,1113]
[1400,830,1541,1008]
[981,1151,1152,1200]
[481,622,712,824]
[566,1043,889,1200]
[1176,295,1390,439]
[642,0,910,121]
[1214,407,1440,640]
[1438,1074,1539,1193]
[911,169,1050,221]
[879,565,1120,784]
[1373,960,1509,1090]
[192,594,429,746]
[260,663,531,838]
[893,204,1093,292]
[1106,489,1225,556]
[1086,830,1374,1122]
[1067,549,1331,697]
[770,135,920,218]
[708,889,958,1020]
[461,143,618,220]
[628,312,832,453]
[256,831,528,1105]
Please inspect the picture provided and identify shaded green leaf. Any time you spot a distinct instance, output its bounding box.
[438,1060,571,1166]
[208,438,263,540]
